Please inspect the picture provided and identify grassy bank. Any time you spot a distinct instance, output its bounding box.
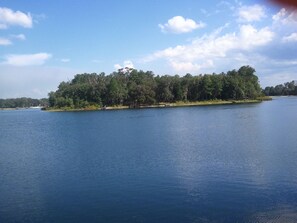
[43,97,272,112]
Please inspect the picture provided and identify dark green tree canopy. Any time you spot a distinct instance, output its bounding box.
[47,66,263,109]
[263,80,297,96]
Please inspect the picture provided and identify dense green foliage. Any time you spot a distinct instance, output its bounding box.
[263,81,297,96]
[0,97,48,108]
[48,66,262,109]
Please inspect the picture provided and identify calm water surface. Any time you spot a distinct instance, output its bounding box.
[1,97,297,222]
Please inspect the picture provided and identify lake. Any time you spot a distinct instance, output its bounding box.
[1,97,297,222]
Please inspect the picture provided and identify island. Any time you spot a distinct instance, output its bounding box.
[43,65,272,111]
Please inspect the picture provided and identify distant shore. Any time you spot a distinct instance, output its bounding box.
[43,97,272,112]
[0,107,42,111]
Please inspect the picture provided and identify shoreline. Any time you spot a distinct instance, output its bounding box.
[43,97,272,112]
[0,107,42,111]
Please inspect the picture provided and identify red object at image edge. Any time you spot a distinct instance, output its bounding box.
[270,0,297,8]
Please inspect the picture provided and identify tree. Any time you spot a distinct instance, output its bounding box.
[106,77,127,105]
[48,92,57,107]
[155,75,174,102]
[211,74,223,99]
[199,75,213,100]
[127,70,156,106]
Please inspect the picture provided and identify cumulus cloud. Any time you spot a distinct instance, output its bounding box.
[147,24,274,73]
[3,53,52,66]
[114,60,134,70]
[114,64,122,70]
[0,34,26,46]
[169,60,214,73]
[237,4,266,22]
[159,16,205,34]
[239,25,274,49]
[0,37,12,46]
[282,33,297,42]
[0,7,33,29]
[272,8,297,43]
[273,8,287,21]
[143,4,297,85]
[273,8,297,26]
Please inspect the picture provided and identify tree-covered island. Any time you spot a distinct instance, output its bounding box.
[46,65,270,111]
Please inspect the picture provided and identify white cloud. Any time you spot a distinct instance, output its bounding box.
[272,8,297,44]
[0,7,33,29]
[3,53,52,66]
[282,33,297,42]
[11,34,26,40]
[169,61,200,72]
[272,8,287,21]
[0,34,26,46]
[114,60,134,71]
[0,37,12,46]
[239,25,274,49]
[169,60,214,73]
[237,4,266,22]
[159,16,205,34]
[123,60,134,68]
[273,8,297,26]
[146,24,274,73]
[114,64,122,70]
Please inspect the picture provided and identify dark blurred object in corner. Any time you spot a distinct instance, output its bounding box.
[270,0,297,8]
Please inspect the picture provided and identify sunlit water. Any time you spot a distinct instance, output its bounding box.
[1,97,297,222]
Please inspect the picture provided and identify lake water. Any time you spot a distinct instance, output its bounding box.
[1,97,297,223]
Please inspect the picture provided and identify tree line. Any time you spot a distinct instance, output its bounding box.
[48,65,262,109]
[0,97,48,109]
[263,81,297,96]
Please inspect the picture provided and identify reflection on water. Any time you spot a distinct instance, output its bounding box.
[250,205,297,223]
[1,97,297,222]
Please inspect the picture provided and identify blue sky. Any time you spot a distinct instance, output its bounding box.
[0,0,297,98]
